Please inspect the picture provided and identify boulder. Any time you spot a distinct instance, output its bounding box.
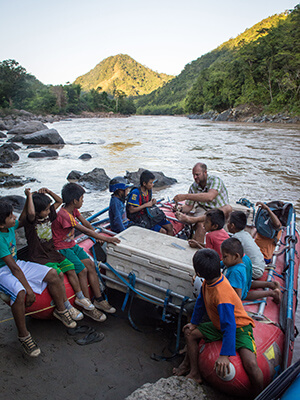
[0,148,19,163]
[0,172,36,187]
[1,143,21,151]
[67,170,83,180]
[7,121,48,135]
[7,134,25,142]
[215,109,233,122]
[125,168,177,187]
[125,376,228,400]
[79,153,92,160]
[0,195,26,212]
[0,163,12,168]
[0,122,8,131]
[0,131,7,138]
[22,128,65,145]
[28,149,59,158]
[78,168,110,191]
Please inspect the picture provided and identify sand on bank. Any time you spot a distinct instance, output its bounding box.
[0,289,237,400]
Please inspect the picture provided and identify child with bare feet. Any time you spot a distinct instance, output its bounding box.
[188,209,229,259]
[173,248,264,397]
[221,237,281,303]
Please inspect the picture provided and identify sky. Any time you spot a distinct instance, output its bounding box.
[0,0,298,85]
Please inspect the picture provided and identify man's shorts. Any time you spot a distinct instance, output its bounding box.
[58,245,88,274]
[0,260,50,305]
[45,258,75,275]
[197,321,256,354]
[151,218,171,232]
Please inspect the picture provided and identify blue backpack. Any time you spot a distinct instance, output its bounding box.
[254,201,293,239]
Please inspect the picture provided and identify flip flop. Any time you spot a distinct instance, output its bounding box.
[67,325,95,336]
[74,331,105,345]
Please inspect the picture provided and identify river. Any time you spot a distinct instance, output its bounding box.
[1,115,300,363]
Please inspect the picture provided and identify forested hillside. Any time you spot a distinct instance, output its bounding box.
[0,60,136,115]
[135,8,299,115]
[74,54,174,96]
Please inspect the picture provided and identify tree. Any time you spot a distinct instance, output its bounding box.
[0,59,27,107]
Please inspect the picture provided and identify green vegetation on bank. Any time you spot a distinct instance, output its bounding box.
[135,7,300,115]
[74,54,174,96]
[0,60,136,115]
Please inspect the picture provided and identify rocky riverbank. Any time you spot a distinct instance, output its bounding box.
[188,104,300,124]
[0,109,129,131]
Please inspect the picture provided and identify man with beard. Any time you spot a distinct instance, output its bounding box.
[173,163,232,243]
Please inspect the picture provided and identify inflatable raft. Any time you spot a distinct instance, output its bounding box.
[4,201,298,398]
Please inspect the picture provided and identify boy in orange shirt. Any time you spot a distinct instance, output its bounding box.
[173,248,263,397]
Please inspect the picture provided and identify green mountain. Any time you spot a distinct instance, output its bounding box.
[135,11,291,115]
[74,54,174,96]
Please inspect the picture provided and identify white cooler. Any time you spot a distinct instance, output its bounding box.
[105,226,197,307]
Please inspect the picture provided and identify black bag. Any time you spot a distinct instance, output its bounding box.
[255,201,293,239]
[146,205,166,227]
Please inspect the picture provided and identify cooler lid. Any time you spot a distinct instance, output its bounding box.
[107,226,196,273]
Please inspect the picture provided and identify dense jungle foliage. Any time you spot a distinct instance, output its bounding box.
[135,6,300,115]
[0,60,136,115]
[74,54,174,96]
[0,6,299,117]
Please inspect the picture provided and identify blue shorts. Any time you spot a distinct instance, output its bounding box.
[151,218,171,232]
[58,245,88,274]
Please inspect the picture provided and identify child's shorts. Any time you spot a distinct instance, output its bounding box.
[198,321,257,354]
[0,260,50,305]
[58,245,88,274]
[45,258,75,275]
[151,218,172,232]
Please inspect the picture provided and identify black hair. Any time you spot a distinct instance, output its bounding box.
[61,183,85,205]
[140,170,155,186]
[193,248,221,280]
[229,211,247,231]
[205,209,225,230]
[0,201,13,225]
[221,237,244,257]
[32,193,52,213]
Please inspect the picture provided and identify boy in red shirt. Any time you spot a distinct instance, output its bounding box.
[188,209,229,258]
[52,183,120,322]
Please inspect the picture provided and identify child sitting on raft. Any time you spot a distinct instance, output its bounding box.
[173,248,264,397]
[126,170,173,235]
[254,202,282,264]
[227,211,266,279]
[108,176,132,233]
[22,187,91,321]
[188,209,229,259]
[51,183,120,322]
[221,237,281,303]
[0,200,76,357]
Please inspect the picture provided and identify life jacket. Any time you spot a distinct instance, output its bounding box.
[126,186,152,226]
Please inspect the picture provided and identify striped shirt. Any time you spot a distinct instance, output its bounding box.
[185,174,229,210]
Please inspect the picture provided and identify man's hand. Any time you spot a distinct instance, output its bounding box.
[25,290,36,307]
[214,355,230,378]
[173,194,186,203]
